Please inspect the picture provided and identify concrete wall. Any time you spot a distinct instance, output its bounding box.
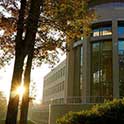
[49,104,93,124]
[29,104,49,124]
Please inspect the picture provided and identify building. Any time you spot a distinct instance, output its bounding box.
[42,0,124,104]
[66,0,124,103]
[42,60,66,104]
[30,1,124,124]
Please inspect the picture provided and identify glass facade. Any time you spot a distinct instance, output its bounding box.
[67,20,124,104]
[118,40,124,97]
[91,41,113,102]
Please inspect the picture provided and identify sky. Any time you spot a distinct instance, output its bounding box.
[0,54,66,103]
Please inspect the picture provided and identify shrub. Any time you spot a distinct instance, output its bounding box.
[56,99,124,124]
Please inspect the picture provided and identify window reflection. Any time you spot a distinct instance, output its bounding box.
[93,29,99,37]
[92,27,112,37]
[91,41,112,103]
[118,27,124,36]
[102,27,112,36]
[118,40,124,97]
[118,22,124,36]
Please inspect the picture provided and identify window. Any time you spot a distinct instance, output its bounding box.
[102,27,112,36]
[118,22,124,36]
[92,27,112,37]
[118,40,124,97]
[93,29,99,37]
[92,25,112,37]
[91,41,113,103]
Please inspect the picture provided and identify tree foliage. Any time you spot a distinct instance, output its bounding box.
[0,91,7,119]
[0,0,95,68]
[0,0,64,68]
[43,0,95,42]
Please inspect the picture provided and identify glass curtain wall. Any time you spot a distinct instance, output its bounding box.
[91,41,113,103]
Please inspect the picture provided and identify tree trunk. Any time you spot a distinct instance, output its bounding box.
[6,0,43,123]
[19,48,33,124]
[5,55,26,124]
[19,0,43,124]
[5,0,26,124]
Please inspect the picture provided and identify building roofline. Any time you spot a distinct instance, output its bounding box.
[89,0,124,7]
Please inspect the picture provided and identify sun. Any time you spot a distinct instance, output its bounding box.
[16,85,25,99]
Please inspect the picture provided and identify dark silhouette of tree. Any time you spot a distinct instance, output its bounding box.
[5,0,27,124]
[5,0,43,124]
[19,0,43,124]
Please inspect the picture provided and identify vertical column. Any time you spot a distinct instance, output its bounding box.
[112,20,119,98]
[86,38,91,103]
[73,46,81,99]
[64,42,75,103]
[81,38,91,103]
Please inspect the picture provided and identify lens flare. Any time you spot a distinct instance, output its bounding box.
[16,86,25,98]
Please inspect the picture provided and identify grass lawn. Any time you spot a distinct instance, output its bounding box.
[0,120,35,124]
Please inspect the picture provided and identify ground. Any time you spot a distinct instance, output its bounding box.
[0,120,35,124]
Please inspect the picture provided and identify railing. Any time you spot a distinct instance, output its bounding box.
[43,96,114,105]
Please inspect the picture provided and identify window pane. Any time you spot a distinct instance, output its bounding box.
[102,27,112,36]
[118,21,124,36]
[101,41,112,98]
[93,29,99,37]
[91,42,100,102]
[118,26,124,36]
[91,41,112,103]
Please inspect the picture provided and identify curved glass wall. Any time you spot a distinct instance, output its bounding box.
[118,40,124,97]
[91,41,112,103]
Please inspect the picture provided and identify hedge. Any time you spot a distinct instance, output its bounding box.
[56,99,124,124]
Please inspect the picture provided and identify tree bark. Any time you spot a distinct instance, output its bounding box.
[5,0,26,124]
[19,49,33,124]
[19,0,43,124]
